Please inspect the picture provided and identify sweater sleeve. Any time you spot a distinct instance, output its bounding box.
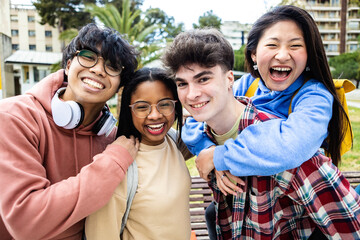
[0,112,133,240]
[214,83,333,176]
[182,118,215,155]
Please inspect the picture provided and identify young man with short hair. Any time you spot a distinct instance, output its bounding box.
[0,23,139,240]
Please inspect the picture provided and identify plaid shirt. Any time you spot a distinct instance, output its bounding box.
[206,96,360,240]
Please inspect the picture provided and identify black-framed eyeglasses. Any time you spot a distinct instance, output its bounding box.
[75,50,124,77]
[129,99,177,118]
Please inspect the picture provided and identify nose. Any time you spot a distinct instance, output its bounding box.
[275,47,291,62]
[89,57,107,77]
[186,83,200,101]
[147,105,163,119]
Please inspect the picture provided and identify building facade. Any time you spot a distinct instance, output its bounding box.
[303,0,360,56]
[10,3,62,53]
[221,21,252,51]
[3,2,63,97]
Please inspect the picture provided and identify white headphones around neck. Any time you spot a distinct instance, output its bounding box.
[51,87,117,137]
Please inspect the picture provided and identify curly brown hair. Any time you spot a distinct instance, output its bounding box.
[162,28,234,75]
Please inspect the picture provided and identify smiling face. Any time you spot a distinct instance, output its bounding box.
[63,48,121,107]
[175,64,234,125]
[252,20,307,91]
[130,80,176,146]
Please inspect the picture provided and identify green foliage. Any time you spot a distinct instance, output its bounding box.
[340,106,360,171]
[100,0,143,12]
[329,52,360,80]
[234,45,246,72]
[85,1,161,67]
[33,0,96,31]
[143,8,184,42]
[193,10,222,30]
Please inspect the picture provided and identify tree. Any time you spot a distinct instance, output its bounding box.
[33,0,96,32]
[85,1,161,66]
[143,7,184,43]
[193,10,222,30]
[234,45,246,72]
[329,51,360,82]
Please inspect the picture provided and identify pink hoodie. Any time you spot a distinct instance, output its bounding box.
[0,70,133,240]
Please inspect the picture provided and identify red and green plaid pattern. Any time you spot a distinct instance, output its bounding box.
[205,96,360,239]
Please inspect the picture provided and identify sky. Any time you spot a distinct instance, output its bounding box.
[11,0,281,29]
[141,0,281,29]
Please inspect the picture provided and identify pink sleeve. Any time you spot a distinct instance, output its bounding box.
[0,111,133,240]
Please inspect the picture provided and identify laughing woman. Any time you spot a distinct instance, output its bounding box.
[85,68,192,240]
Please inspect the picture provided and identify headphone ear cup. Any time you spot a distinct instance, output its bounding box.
[65,101,84,129]
[51,87,84,129]
[92,108,117,137]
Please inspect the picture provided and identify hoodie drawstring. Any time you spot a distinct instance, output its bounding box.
[73,130,79,174]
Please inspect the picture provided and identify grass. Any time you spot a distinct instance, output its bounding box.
[186,106,360,176]
[339,106,360,171]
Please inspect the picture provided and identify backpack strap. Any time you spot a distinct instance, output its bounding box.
[120,160,138,235]
[245,78,260,97]
[167,127,178,143]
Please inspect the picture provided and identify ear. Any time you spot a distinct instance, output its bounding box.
[251,52,257,63]
[65,59,72,75]
[226,70,235,90]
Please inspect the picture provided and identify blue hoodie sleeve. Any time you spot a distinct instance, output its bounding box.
[182,117,215,155]
[214,82,333,176]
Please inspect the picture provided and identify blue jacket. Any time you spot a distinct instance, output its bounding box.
[182,73,333,176]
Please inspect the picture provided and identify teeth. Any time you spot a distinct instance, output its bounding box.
[83,78,104,89]
[193,102,206,108]
[147,123,164,129]
[272,67,291,72]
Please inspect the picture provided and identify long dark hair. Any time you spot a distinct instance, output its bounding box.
[245,5,351,165]
[116,67,183,143]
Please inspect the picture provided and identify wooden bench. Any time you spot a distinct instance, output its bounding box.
[189,171,360,239]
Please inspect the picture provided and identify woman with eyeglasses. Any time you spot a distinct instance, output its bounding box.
[85,67,193,240]
[0,23,140,240]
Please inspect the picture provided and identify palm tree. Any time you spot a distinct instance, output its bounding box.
[85,1,162,67]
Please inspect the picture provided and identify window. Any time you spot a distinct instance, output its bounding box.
[11,29,19,36]
[28,16,35,22]
[34,67,39,82]
[349,44,359,51]
[28,30,36,37]
[46,45,53,52]
[29,45,36,50]
[10,15,18,22]
[327,44,338,52]
[45,31,52,37]
[12,44,19,51]
[349,22,360,30]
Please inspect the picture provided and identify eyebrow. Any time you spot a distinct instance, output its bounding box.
[175,70,214,82]
[132,98,173,104]
[266,37,304,42]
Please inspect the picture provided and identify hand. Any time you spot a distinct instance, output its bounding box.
[111,135,139,160]
[195,146,216,181]
[215,170,245,196]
